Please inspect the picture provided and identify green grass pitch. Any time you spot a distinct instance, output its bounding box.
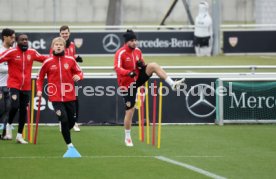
[1,125,276,178]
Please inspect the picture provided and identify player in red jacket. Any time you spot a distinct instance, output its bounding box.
[114,29,185,147]
[37,37,83,157]
[0,34,47,143]
[50,25,83,132]
[49,25,83,62]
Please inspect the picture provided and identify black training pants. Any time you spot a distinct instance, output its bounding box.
[8,88,30,134]
[52,101,76,145]
[0,87,11,136]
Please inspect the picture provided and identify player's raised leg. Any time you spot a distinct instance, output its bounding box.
[145,62,185,91]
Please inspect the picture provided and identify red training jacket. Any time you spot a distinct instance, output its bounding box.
[36,55,83,102]
[0,46,47,91]
[49,42,76,59]
[114,44,145,88]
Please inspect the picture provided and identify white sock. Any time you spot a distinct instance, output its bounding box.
[165,77,174,87]
[198,47,204,56]
[16,133,22,138]
[195,46,200,56]
[125,129,131,139]
[6,123,11,130]
[67,143,74,148]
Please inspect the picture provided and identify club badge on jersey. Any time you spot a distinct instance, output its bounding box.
[64,63,69,70]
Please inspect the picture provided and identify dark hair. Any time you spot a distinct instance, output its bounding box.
[1,28,15,41]
[60,25,70,32]
[123,29,137,43]
[16,34,28,42]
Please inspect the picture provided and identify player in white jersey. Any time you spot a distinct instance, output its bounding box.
[0,28,15,139]
[194,1,213,57]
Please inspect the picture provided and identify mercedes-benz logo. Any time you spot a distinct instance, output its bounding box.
[102,34,121,53]
[186,84,215,118]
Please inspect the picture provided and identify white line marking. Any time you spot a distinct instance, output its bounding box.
[82,155,154,158]
[0,156,61,159]
[0,155,155,159]
[260,56,276,59]
[155,156,227,179]
[0,155,224,159]
[175,155,224,158]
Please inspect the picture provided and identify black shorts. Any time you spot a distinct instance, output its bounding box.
[122,67,151,110]
[194,36,210,47]
[52,101,76,124]
[9,88,30,109]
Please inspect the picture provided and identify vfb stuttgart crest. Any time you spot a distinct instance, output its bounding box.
[64,63,69,70]
[229,37,238,47]
[27,54,31,61]
[126,101,131,108]
[74,38,83,48]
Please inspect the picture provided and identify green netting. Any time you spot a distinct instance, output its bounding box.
[223,81,276,120]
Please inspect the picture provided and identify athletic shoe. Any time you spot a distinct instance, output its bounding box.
[3,124,12,140]
[2,135,12,140]
[16,136,28,144]
[172,78,185,91]
[125,138,134,147]
[73,123,80,132]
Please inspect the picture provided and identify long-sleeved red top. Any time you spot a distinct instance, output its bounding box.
[36,55,83,102]
[114,44,145,88]
[0,46,47,90]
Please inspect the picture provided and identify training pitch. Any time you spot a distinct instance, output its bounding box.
[1,125,276,178]
[2,55,276,178]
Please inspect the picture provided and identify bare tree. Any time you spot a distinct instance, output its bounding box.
[106,0,123,26]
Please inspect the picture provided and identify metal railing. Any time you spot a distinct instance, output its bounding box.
[31,65,276,79]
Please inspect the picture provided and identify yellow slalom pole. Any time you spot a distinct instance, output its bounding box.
[145,82,150,144]
[157,82,163,149]
[30,79,35,143]
[137,88,142,141]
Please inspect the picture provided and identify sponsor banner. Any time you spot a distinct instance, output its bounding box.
[31,78,216,124]
[223,30,276,53]
[221,81,276,120]
[0,31,195,55]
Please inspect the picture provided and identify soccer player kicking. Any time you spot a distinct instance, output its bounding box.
[114,29,185,147]
[0,34,47,144]
[37,37,83,157]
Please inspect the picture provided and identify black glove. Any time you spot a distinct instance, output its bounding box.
[136,60,145,70]
[66,39,71,48]
[128,71,137,78]
[76,55,83,63]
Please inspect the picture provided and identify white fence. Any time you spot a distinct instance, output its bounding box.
[32,65,276,78]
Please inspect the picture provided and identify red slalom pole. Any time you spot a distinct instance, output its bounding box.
[27,104,31,141]
[152,80,157,146]
[34,96,41,145]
